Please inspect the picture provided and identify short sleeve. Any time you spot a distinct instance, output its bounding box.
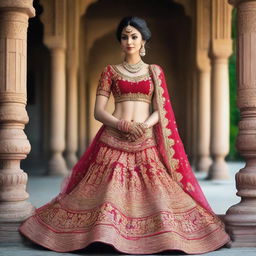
[96,65,112,98]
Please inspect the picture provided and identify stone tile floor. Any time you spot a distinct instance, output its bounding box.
[1,161,256,255]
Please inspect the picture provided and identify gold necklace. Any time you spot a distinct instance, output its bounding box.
[122,59,145,73]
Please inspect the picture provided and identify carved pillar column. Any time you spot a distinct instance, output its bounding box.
[196,0,212,173]
[41,0,68,175]
[78,21,87,156]
[66,0,79,169]
[0,0,35,242]
[225,0,256,247]
[207,0,233,180]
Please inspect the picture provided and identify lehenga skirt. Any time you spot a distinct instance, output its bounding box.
[19,125,230,254]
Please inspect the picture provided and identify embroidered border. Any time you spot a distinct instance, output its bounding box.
[99,126,157,152]
[150,65,180,180]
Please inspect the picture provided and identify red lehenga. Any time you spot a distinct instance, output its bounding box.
[19,64,230,254]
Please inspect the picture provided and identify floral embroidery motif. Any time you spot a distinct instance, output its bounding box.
[96,66,112,98]
[96,65,154,104]
[20,123,230,253]
[99,126,157,152]
[150,65,180,175]
[37,200,223,238]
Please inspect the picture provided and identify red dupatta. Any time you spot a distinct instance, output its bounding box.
[61,64,213,214]
[150,64,213,213]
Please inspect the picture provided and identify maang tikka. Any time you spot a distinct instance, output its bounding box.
[125,25,133,33]
[140,43,146,56]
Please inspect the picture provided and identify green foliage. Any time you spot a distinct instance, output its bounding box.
[227,8,243,161]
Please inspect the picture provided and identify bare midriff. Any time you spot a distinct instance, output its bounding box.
[112,100,150,122]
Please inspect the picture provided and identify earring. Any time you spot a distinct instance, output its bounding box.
[140,44,146,56]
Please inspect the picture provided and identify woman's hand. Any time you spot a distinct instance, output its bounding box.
[118,121,149,142]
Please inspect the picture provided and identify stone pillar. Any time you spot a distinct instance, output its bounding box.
[78,43,87,156]
[207,0,233,180]
[77,1,97,156]
[0,0,35,242]
[66,0,79,169]
[225,0,256,247]
[48,48,68,175]
[196,0,212,173]
[41,0,68,175]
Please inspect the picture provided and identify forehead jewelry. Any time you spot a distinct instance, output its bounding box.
[125,25,133,33]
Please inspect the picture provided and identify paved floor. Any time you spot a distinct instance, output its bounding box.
[1,161,256,255]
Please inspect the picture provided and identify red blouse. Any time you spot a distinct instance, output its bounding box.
[96,65,154,104]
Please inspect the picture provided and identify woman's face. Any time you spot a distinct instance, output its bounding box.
[120,25,145,56]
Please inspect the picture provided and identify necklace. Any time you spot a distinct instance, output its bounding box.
[122,59,145,73]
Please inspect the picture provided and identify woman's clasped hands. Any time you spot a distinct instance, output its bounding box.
[116,119,149,142]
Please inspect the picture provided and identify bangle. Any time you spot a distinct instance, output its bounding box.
[138,122,149,132]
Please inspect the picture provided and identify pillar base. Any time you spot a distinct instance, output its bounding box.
[206,158,230,180]
[48,153,68,176]
[197,156,212,172]
[225,201,256,247]
[225,225,256,247]
[0,201,35,243]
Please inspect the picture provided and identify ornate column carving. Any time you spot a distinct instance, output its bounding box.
[225,0,256,247]
[195,0,212,173]
[41,0,68,175]
[0,0,35,242]
[207,0,233,180]
[66,0,79,169]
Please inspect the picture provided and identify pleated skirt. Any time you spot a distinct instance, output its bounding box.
[19,125,230,254]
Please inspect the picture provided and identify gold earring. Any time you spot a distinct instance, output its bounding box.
[140,44,146,56]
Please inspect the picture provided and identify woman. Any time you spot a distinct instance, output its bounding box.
[19,16,231,254]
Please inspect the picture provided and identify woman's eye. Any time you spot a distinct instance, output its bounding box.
[132,36,138,40]
[121,36,127,40]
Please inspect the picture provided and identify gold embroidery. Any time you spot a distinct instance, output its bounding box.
[96,66,112,98]
[20,215,230,254]
[114,92,152,104]
[19,126,231,253]
[37,200,223,237]
[150,65,180,179]
[99,126,157,152]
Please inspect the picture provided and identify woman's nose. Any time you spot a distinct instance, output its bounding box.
[127,37,132,44]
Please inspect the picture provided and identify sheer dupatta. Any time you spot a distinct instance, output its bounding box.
[60,124,106,194]
[150,64,213,214]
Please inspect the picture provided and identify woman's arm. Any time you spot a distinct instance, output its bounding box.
[94,66,120,129]
[126,92,159,142]
[143,90,159,128]
[94,95,119,129]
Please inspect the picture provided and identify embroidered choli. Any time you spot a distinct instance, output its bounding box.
[96,64,154,104]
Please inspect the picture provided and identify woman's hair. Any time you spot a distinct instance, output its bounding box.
[116,16,152,44]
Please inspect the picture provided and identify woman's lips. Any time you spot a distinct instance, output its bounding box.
[127,47,133,50]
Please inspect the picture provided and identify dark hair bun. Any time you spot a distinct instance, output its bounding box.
[116,16,151,43]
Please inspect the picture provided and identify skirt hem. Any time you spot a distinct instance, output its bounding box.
[19,216,231,255]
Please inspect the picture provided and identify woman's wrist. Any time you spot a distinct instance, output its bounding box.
[141,122,150,130]
[116,119,131,132]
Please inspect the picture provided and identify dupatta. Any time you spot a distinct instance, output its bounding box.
[60,64,213,214]
[150,64,213,213]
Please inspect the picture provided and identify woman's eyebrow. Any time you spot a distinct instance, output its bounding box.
[121,33,138,36]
